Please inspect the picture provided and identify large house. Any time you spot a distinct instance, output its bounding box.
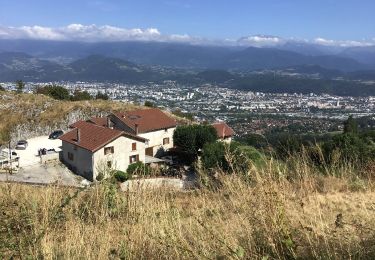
[59,108,177,181]
[108,108,176,157]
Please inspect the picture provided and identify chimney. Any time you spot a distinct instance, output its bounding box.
[107,117,111,128]
[135,124,139,135]
[76,128,81,143]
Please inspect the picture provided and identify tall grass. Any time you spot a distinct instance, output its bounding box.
[1,155,374,259]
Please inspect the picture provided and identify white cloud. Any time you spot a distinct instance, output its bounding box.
[0,24,374,48]
[0,24,192,43]
[237,35,285,47]
[313,37,374,47]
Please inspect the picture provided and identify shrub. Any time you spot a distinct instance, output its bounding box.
[202,141,265,172]
[201,141,228,170]
[96,172,104,181]
[126,162,151,176]
[113,171,129,182]
[144,101,155,107]
[323,132,375,164]
[35,85,70,100]
[71,90,92,101]
[96,91,109,100]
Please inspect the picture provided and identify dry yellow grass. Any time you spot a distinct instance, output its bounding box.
[1,161,374,259]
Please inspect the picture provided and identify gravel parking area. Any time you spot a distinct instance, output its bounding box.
[0,136,91,187]
[15,136,62,167]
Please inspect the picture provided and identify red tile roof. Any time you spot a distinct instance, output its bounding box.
[88,117,108,127]
[212,122,235,138]
[69,120,87,129]
[112,108,176,134]
[60,121,145,152]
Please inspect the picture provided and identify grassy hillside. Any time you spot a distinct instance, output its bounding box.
[0,158,374,259]
[0,91,186,146]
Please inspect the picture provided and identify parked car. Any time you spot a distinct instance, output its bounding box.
[49,130,64,139]
[15,140,28,150]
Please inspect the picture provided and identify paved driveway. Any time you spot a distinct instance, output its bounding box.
[0,163,88,187]
[15,136,62,167]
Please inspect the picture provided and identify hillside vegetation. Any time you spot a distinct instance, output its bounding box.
[0,91,140,145]
[0,157,374,259]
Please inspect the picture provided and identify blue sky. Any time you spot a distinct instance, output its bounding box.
[0,0,374,42]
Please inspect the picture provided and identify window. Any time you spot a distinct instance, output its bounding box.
[104,146,114,155]
[107,161,112,168]
[68,152,74,161]
[132,142,137,151]
[163,137,170,145]
[129,155,139,164]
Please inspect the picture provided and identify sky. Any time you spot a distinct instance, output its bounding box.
[0,0,374,45]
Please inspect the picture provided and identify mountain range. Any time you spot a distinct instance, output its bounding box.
[1,39,375,96]
[0,39,375,70]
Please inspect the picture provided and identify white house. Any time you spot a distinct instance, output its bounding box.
[60,121,146,181]
[60,108,177,181]
[107,108,176,157]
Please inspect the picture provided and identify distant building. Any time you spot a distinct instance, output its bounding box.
[212,122,235,143]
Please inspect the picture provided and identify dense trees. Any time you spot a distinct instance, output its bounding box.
[34,85,110,101]
[173,124,218,162]
[35,85,70,100]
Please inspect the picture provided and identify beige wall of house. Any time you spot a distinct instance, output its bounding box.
[62,136,145,181]
[62,142,94,181]
[93,136,145,180]
[139,127,175,156]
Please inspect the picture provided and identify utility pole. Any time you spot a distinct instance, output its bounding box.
[8,140,12,180]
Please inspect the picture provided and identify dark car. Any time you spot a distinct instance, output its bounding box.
[49,130,64,139]
[15,140,28,150]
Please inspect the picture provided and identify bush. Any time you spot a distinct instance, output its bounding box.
[35,85,70,100]
[323,132,375,164]
[96,172,104,181]
[201,141,228,170]
[144,101,155,107]
[202,141,265,173]
[126,162,151,176]
[96,91,109,100]
[71,90,92,101]
[114,171,129,182]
